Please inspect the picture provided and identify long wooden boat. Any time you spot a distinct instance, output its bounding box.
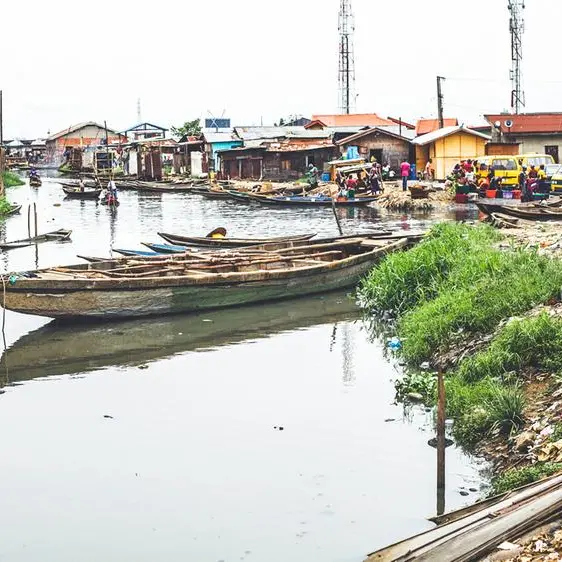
[246,193,378,206]
[62,186,102,199]
[158,232,316,248]
[113,248,161,257]
[476,201,562,221]
[0,229,72,250]
[199,190,236,200]
[29,177,42,187]
[2,238,407,319]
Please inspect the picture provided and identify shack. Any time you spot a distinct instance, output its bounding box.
[335,126,415,172]
[412,126,491,180]
[219,138,337,180]
[46,122,125,166]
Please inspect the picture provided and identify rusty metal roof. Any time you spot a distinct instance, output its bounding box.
[415,118,458,136]
[484,113,562,134]
[311,113,394,127]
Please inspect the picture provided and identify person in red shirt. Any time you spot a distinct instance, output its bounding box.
[400,160,411,191]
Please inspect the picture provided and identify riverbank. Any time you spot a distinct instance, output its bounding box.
[359,221,562,493]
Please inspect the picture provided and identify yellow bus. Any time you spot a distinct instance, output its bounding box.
[475,154,555,186]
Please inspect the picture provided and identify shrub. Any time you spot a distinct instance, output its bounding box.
[490,462,562,495]
[2,171,25,188]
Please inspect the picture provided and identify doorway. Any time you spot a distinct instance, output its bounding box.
[369,148,383,164]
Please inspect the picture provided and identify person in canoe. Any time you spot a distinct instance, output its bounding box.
[78,178,85,192]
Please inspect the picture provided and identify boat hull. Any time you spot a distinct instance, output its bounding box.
[3,241,403,319]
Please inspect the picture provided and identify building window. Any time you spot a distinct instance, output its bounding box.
[545,145,559,164]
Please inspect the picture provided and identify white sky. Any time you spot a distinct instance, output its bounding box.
[2,0,560,138]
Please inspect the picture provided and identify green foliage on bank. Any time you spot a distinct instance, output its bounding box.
[0,197,14,215]
[360,223,562,365]
[490,462,562,495]
[2,171,25,188]
[360,222,562,447]
[458,313,562,383]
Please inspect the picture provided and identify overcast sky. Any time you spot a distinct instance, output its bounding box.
[2,0,560,138]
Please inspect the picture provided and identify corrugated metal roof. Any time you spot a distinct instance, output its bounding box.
[203,132,239,143]
[415,118,458,136]
[484,113,562,134]
[311,113,394,127]
[234,126,331,140]
[47,122,121,141]
[412,126,491,146]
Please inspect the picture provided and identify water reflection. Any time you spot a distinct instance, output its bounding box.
[3,292,359,383]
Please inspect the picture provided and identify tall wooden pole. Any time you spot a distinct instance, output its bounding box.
[436,368,446,516]
[0,90,3,146]
[437,77,445,129]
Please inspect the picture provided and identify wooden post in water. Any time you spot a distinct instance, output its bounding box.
[330,196,343,236]
[33,202,38,237]
[27,205,31,238]
[436,368,446,516]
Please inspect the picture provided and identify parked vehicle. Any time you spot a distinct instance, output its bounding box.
[476,154,555,186]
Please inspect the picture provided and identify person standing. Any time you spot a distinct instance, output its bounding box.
[400,159,411,191]
[424,159,434,181]
[519,166,528,201]
[369,163,381,195]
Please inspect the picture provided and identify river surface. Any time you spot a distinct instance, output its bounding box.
[0,176,485,562]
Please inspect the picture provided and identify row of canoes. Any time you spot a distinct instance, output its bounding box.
[3,234,421,320]
[199,190,379,206]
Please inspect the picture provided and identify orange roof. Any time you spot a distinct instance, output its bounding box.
[485,113,562,134]
[416,118,458,136]
[311,113,394,127]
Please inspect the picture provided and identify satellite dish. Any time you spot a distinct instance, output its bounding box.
[505,119,513,128]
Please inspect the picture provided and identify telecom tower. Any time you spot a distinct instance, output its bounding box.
[508,0,525,114]
[338,0,355,115]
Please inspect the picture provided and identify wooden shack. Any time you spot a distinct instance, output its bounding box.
[412,126,491,180]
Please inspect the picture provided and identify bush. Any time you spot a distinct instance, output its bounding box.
[445,376,525,447]
[359,222,502,315]
[458,313,562,383]
[2,171,25,188]
[490,462,562,495]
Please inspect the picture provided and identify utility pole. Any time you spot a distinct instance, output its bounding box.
[437,77,445,129]
[508,0,525,114]
[0,90,3,146]
[338,0,356,114]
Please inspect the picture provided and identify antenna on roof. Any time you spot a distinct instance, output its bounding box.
[508,0,525,114]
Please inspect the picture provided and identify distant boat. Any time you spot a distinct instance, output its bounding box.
[29,176,42,187]
[2,238,408,319]
[0,229,72,250]
[62,186,102,199]
[245,193,378,206]
[158,232,316,248]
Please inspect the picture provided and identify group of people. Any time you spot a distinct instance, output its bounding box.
[451,158,549,202]
[335,159,385,198]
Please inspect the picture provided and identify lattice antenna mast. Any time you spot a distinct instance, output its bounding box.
[338,0,355,114]
[508,0,525,114]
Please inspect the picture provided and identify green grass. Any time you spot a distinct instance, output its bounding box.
[490,462,562,495]
[2,171,25,188]
[361,223,562,365]
[360,222,562,447]
[458,313,562,383]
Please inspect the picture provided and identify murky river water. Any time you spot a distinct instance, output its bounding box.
[0,176,484,562]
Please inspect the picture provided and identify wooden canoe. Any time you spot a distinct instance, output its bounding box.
[0,229,72,250]
[3,238,407,319]
[477,201,562,221]
[62,186,102,199]
[29,177,42,187]
[245,194,378,206]
[157,232,317,248]
[142,242,188,254]
[5,204,22,217]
